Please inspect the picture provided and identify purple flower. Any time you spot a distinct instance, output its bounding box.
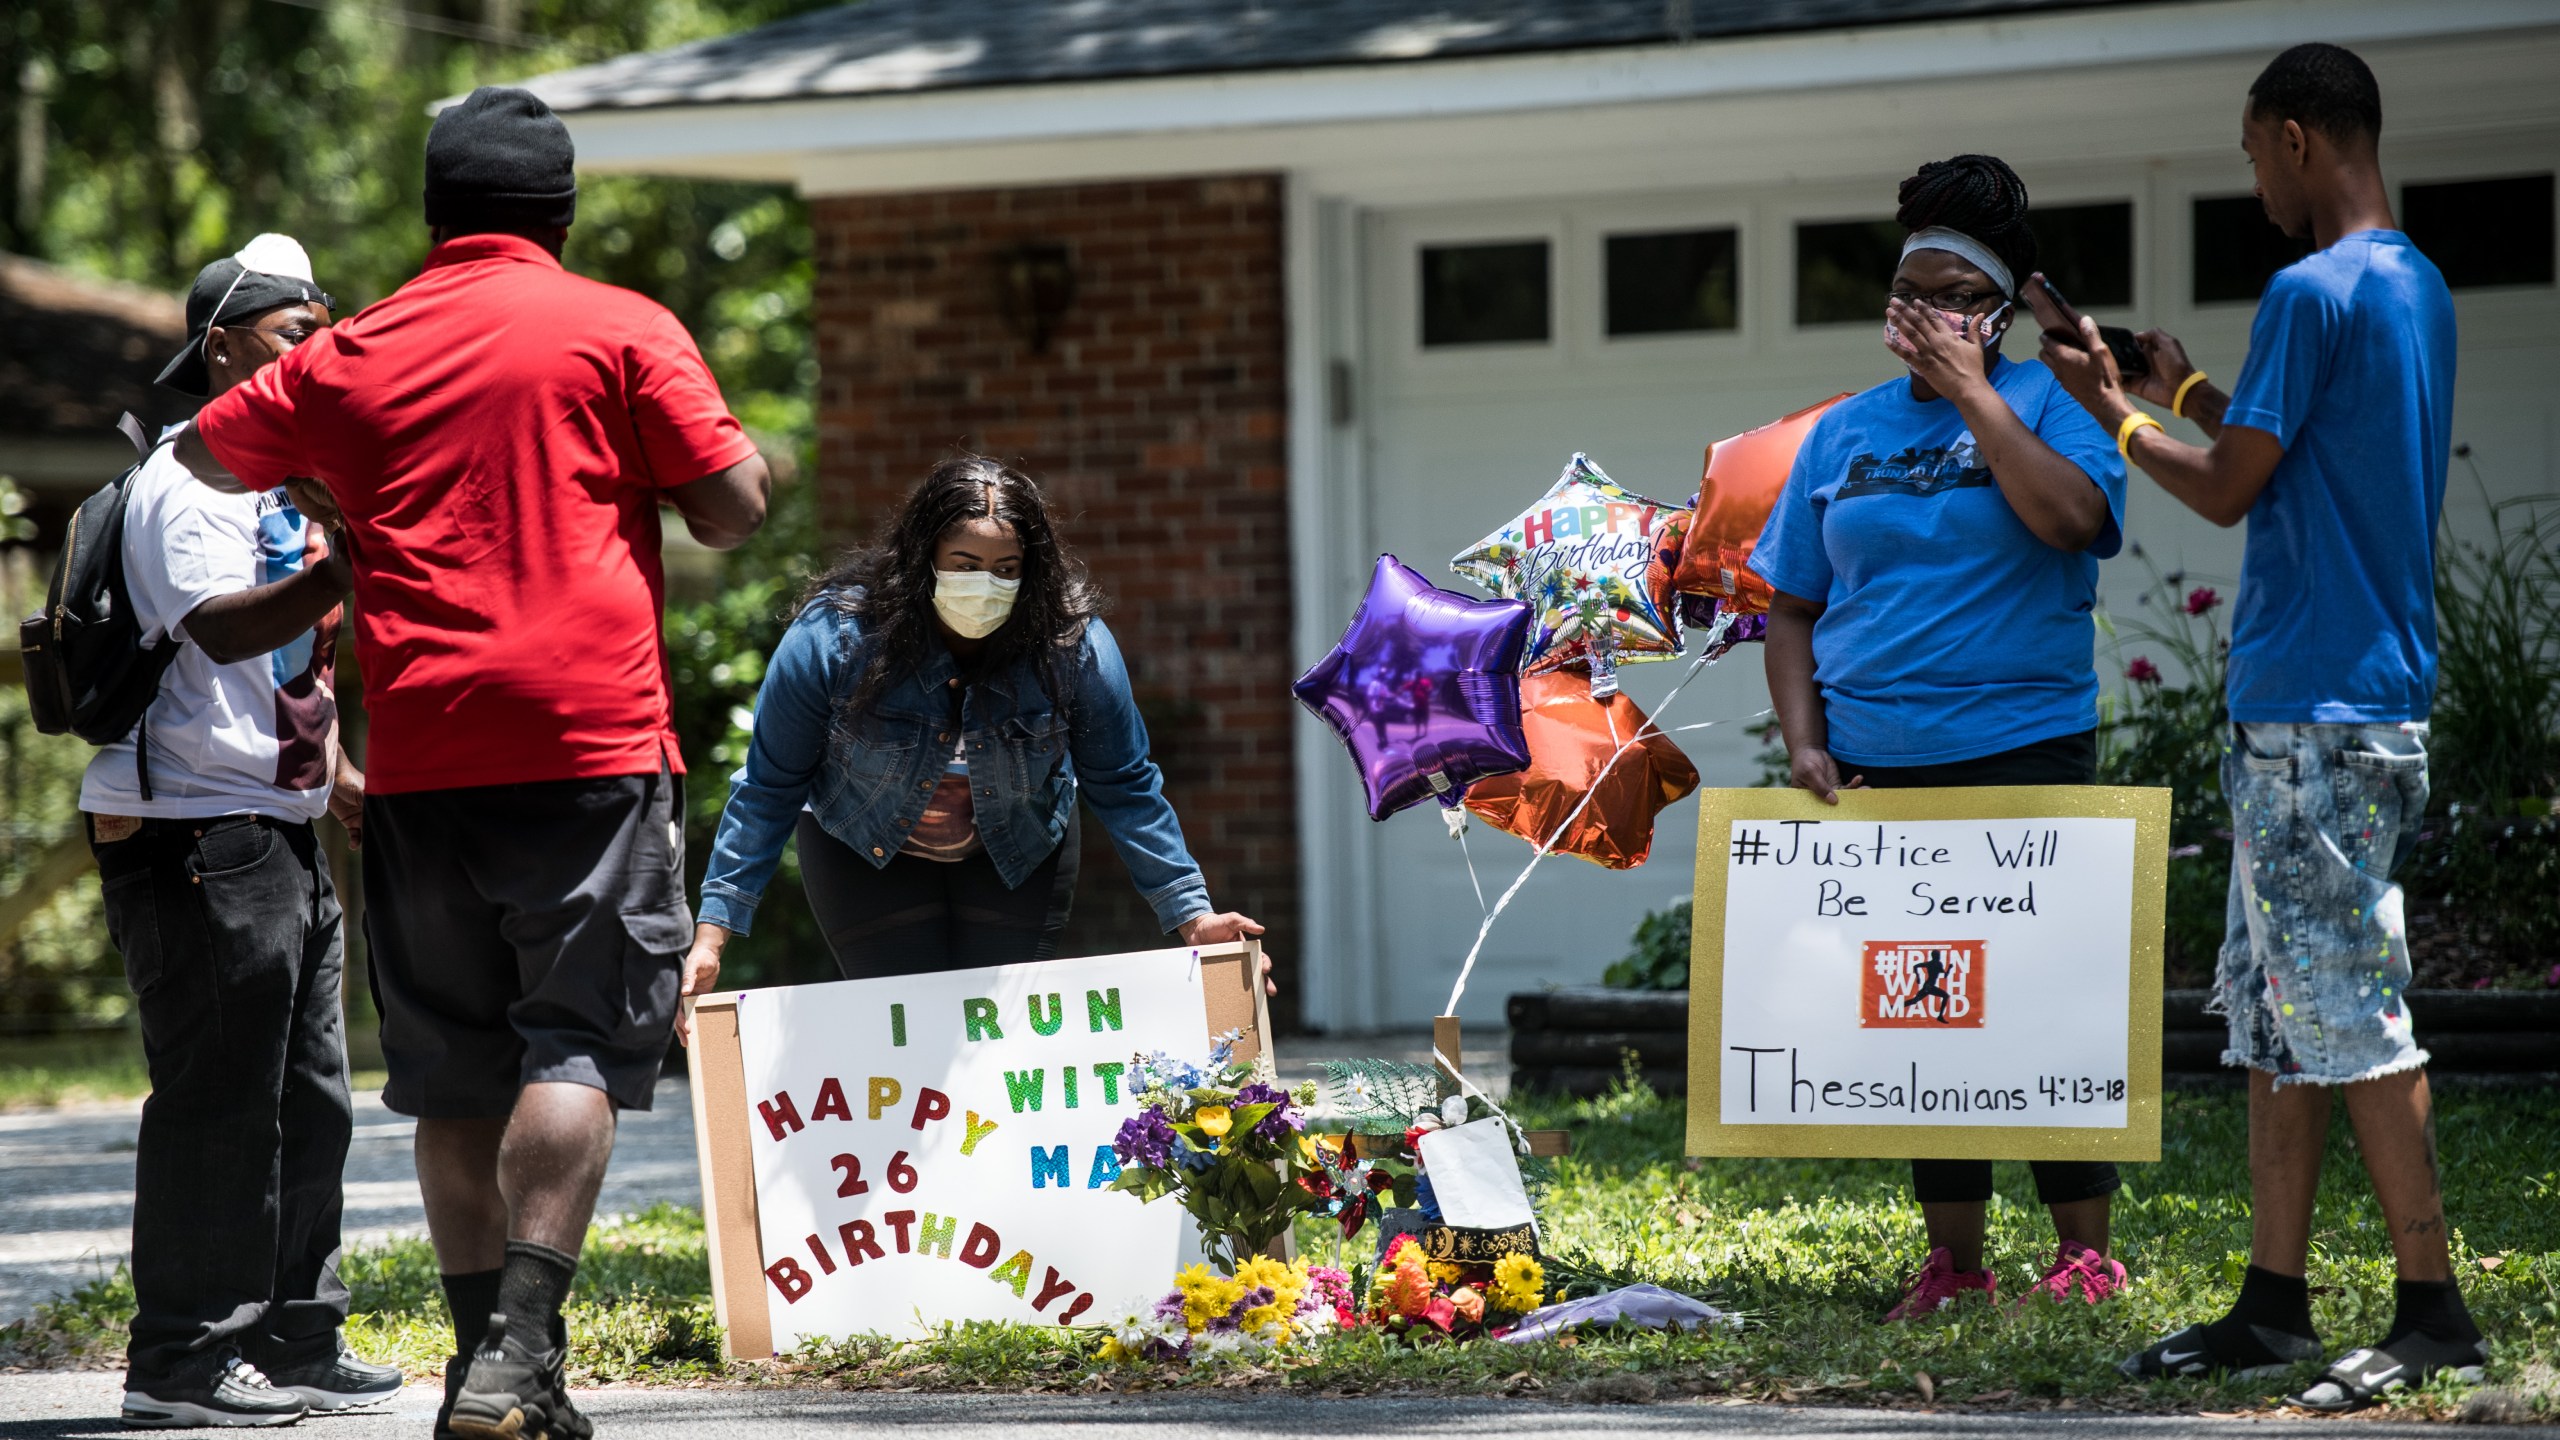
[2546,963,2560,989]
[1114,1110,1175,1169]
[2183,585,2221,616]
[2126,657,2163,685]
[1236,1082,1303,1141]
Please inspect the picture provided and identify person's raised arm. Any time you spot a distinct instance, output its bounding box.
[2030,296,2284,529]
[1764,591,1862,804]
[172,422,250,496]
[1887,300,2110,551]
[681,605,837,1041]
[666,450,771,551]
[181,530,352,664]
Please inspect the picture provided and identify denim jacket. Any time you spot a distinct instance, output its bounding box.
[698,593,1211,936]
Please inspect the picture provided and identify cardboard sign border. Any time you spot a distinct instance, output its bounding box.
[1683,786,2168,1161]
[685,938,1269,1358]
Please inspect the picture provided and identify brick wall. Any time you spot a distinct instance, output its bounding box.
[808,176,1299,1027]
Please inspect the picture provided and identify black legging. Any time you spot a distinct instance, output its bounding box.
[1854,729,2123,1210]
[795,811,1080,980]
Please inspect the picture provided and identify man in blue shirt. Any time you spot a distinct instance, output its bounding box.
[2037,43,2479,1409]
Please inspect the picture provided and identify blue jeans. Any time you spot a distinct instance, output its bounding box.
[2214,721,2431,1087]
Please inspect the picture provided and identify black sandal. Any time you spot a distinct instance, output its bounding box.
[2289,1335,2488,1412]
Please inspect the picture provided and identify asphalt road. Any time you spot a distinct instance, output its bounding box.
[0,1078,704,1323]
[1,1375,2551,1440]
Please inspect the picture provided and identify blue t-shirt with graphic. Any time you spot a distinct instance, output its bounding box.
[2221,231,2454,722]
[1749,356,2126,767]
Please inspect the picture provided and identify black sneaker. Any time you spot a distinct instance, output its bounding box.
[436,1354,470,1440]
[253,1338,405,1411]
[2120,1320,2323,1380]
[122,1352,309,1429]
[2290,1334,2489,1412]
[447,1315,591,1440]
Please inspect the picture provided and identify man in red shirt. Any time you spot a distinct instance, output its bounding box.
[175,87,768,1440]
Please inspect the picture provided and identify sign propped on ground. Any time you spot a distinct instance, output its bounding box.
[687,941,1269,1354]
[1686,787,2168,1161]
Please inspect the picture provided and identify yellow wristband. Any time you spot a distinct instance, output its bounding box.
[2117,410,2163,461]
[2171,370,2210,419]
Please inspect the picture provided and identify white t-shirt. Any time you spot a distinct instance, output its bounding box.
[78,435,341,822]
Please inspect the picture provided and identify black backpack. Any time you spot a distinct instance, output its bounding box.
[17,414,184,798]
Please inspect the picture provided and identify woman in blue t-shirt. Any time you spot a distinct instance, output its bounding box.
[1749,155,2132,1322]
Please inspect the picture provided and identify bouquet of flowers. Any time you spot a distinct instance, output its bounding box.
[1367,1234,1549,1341]
[1109,1032,1324,1273]
[1100,1257,1360,1363]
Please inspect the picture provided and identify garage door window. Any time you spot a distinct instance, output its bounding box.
[2029,201,2134,308]
[2404,174,2554,289]
[1795,218,1904,326]
[1420,240,1551,347]
[2192,194,2313,304]
[1606,227,1739,336]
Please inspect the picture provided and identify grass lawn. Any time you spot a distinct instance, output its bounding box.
[4,1081,2553,1420]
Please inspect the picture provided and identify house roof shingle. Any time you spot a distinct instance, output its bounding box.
[522,0,2144,114]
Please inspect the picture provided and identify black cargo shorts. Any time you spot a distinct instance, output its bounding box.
[363,768,689,1117]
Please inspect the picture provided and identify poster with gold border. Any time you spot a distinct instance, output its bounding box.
[1685,786,2169,1161]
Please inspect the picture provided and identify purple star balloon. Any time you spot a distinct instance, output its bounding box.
[1295,555,1534,821]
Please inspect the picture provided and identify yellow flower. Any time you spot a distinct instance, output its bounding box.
[1174,1263,1248,1331]
[1490,1253,1546,1314]
[1195,1106,1233,1139]
[1233,1255,1310,1339]
[1098,1336,1130,1363]
[1426,1260,1469,1286]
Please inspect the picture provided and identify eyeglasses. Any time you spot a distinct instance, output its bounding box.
[1888,287,2004,312]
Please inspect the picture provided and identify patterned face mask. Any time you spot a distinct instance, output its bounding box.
[1888,300,2014,353]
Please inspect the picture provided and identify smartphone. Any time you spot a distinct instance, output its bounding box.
[2034,275,2150,378]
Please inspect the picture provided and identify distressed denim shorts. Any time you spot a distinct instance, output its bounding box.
[2214,721,2431,1087]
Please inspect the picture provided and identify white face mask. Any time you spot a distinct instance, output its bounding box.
[933,569,1021,639]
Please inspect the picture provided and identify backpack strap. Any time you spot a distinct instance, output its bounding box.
[115,412,151,465]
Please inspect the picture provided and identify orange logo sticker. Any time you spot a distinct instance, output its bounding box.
[1861,941,1986,1028]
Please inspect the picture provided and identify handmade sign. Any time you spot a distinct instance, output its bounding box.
[1685,786,2168,1161]
[1449,453,1685,695]
[683,942,1270,1356]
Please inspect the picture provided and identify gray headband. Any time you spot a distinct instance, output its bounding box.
[1900,227,2014,299]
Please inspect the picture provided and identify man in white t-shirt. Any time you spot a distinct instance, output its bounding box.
[83,235,401,1429]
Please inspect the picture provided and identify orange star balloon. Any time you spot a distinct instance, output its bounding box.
[1462,669,1699,870]
[1672,393,1853,616]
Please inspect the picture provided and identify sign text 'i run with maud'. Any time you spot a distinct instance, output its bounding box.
[734,949,1211,1347]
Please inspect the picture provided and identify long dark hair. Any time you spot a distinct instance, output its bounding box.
[809,455,1104,721]
[1895,153,2039,288]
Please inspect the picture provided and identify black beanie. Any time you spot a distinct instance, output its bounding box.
[424,86,577,231]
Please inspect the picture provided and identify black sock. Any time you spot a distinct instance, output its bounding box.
[441,1269,502,1360]
[2199,1265,2319,1360]
[2385,1278,2480,1346]
[494,1241,579,1346]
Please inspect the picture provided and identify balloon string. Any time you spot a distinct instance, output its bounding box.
[1667,706,1775,735]
[1442,611,1737,1018]
[1458,825,1490,918]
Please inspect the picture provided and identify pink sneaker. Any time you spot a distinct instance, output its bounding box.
[2019,1239,2127,1307]
[1883,1247,1996,1322]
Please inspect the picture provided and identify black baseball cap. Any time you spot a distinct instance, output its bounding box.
[156,234,334,397]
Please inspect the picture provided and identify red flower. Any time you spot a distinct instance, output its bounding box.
[2126,657,2163,685]
[2183,585,2221,616]
[1423,1296,1457,1333]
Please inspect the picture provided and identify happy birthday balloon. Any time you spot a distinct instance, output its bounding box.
[1295,555,1534,821]
[1462,668,1699,870]
[1450,453,1685,694]
[1671,394,1853,616]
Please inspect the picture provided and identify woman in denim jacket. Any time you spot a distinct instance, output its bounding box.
[680,457,1263,1005]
